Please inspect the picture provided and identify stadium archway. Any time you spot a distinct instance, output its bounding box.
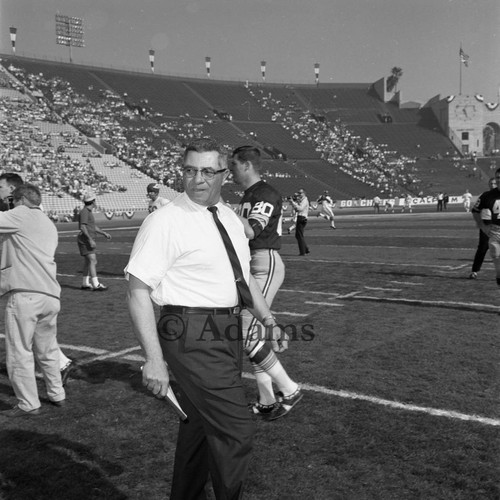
[484,122,500,156]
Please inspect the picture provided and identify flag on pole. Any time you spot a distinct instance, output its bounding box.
[9,26,17,54]
[205,56,211,78]
[261,61,266,82]
[459,48,469,67]
[149,49,155,73]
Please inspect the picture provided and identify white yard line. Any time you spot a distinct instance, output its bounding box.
[305,301,344,307]
[1,334,497,427]
[284,258,471,269]
[343,295,500,313]
[79,346,142,363]
[297,382,500,428]
[389,281,424,286]
[364,286,402,292]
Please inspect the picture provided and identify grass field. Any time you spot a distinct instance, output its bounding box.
[0,211,499,500]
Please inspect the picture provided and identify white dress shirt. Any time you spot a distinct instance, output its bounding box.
[126,193,250,307]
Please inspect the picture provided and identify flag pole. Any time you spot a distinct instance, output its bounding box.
[459,44,462,95]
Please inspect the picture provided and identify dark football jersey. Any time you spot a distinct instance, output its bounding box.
[472,188,500,225]
[237,180,282,250]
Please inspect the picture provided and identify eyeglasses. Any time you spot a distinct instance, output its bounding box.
[182,167,227,179]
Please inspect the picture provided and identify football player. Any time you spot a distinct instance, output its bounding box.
[471,168,500,286]
[230,146,302,421]
[316,190,336,228]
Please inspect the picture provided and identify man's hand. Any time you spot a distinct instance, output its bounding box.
[141,359,170,398]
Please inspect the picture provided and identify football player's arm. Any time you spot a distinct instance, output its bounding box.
[472,210,490,236]
[127,273,170,397]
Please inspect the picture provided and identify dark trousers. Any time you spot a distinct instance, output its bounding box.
[157,310,255,500]
[472,230,490,273]
[295,215,309,255]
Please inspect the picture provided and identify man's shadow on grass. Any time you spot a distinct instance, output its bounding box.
[70,358,184,405]
[0,429,127,500]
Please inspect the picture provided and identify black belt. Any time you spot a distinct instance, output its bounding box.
[161,305,241,316]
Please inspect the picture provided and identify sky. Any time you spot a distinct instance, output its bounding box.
[1,0,499,104]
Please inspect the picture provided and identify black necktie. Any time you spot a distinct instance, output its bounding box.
[208,206,254,308]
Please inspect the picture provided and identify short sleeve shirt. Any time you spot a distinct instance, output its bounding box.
[125,193,250,307]
[472,188,500,226]
[78,206,96,239]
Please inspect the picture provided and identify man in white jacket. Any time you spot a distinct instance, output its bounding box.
[0,184,66,417]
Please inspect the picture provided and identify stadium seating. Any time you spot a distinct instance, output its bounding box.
[1,54,495,209]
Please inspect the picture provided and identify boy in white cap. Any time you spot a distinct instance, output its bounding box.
[147,183,170,213]
[77,192,111,291]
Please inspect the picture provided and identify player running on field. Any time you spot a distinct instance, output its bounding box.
[316,190,336,228]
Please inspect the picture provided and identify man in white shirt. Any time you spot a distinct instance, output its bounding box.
[463,189,473,212]
[291,188,310,255]
[126,138,286,500]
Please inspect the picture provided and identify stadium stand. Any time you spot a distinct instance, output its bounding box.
[1,54,494,211]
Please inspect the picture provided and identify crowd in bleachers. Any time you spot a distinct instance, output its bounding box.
[249,87,422,196]
[1,63,250,199]
[0,66,132,199]
[3,58,478,203]
[3,65,178,185]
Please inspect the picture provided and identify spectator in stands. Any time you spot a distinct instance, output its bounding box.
[291,189,310,255]
[146,183,169,213]
[77,193,111,291]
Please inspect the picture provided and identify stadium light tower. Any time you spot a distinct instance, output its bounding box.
[9,27,17,54]
[149,49,155,73]
[55,13,85,63]
[314,63,320,86]
[205,56,211,78]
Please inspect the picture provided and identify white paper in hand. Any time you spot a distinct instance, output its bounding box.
[140,365,187,421]
[166,385,188,421]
